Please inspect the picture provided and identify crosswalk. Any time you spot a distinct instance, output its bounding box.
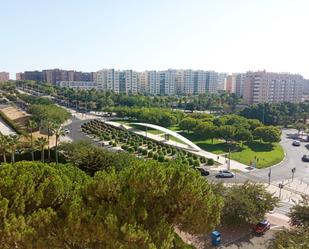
[274,202,294,215]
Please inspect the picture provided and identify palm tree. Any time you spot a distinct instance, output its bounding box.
[27,119,37,161]
[0,134,9,163]
[35,137,48,162]
[51,123,66,164]
[7,134,20,163]
[43,120,53,162]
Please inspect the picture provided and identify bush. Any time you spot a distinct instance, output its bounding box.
[200,157,206,164]
[112,142,117,147]
[207,158,214,165]
[121,145,128,150]
[142,149,148,156]
[138,147,143,153]
[158,155,165,162]
[167,148,172,154]
[148,144,153,150]
[109,141,113,145]
[128,147,134,153]
[193,160,200,167]
[153,153,158,160]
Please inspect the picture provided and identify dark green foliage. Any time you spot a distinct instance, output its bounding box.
[207,158,214,165]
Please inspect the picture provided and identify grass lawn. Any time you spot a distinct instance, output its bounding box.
[230,142,284,169]
[180,132,284,168]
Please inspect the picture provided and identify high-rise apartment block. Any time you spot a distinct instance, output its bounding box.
[243,71,304,104]
[0,72,10,81]
[16,69,94,84]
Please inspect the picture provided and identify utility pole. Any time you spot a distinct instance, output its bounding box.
[268,168,271,185]
[291,168,296,182]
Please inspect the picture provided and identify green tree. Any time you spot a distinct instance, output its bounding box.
[7,134,20,163]
[219,125,236,143]
[0,134,9,162]
[64,162,223,248]
[234,128,253,146]
[35,137,48,162]
[289,195,309,227]
[194,122,218,143]
[27,119,37,161]
[253,126,281,144]
[213,181,279,225]
[179,117,199,133]
[268,226,309,249]
[0,161,89,249]
[51,123,66,165]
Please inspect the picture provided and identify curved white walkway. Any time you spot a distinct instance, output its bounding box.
[130,122,202,151]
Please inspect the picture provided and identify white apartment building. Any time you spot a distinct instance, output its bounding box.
[194,70,207,94]
[217,73,227,91]
[163,69,176,95]
[148,71,160,95]
[137,71,148,93]
[206,71,219,93]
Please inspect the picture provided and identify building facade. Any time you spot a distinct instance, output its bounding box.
[0,72,10,81]
[243,71,304,104]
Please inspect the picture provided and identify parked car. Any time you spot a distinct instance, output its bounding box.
[292,140,301,146]
[197,168,210,176]
[64,129,70,134]
[215,170,234,178]
[254,220,271,234]
[302,155,309,162]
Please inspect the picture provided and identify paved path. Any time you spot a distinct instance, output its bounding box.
[0,117,15,135]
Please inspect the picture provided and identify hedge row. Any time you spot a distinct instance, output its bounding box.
[0,109,27,136]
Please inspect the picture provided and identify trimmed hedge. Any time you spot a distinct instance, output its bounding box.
[0,109,26,135]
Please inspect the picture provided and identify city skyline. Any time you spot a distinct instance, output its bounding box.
[1,0,309,78]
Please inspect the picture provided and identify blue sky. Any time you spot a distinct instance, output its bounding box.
[1,0,309,78]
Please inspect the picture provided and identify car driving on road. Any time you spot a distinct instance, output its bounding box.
[292,140,301,146]
[197,167,210,176]
[302,155,309,162]
[254,220,271,234]
[215,170,234,178]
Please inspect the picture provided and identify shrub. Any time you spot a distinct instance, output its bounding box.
[200,157,206,164]
[142,149,148,156]
[153,153,158,160]
[109,141,113,145]
[128,147,134,153]
[148,144,153,150]
[158,155,165,162]
[207,158,214,165]
[193,154,198,160]
[193,160,200,167]
[121,145,128,150]
[167,148,172,154]
[112,142,117,147]
[138,147,143,153]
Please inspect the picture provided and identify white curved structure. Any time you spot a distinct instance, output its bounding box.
[131,123,202,151]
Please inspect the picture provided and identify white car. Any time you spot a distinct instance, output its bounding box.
[64,129,70,134]
[292,140,300,146]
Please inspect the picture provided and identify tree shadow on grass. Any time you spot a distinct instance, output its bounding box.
[245,141,274,152]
